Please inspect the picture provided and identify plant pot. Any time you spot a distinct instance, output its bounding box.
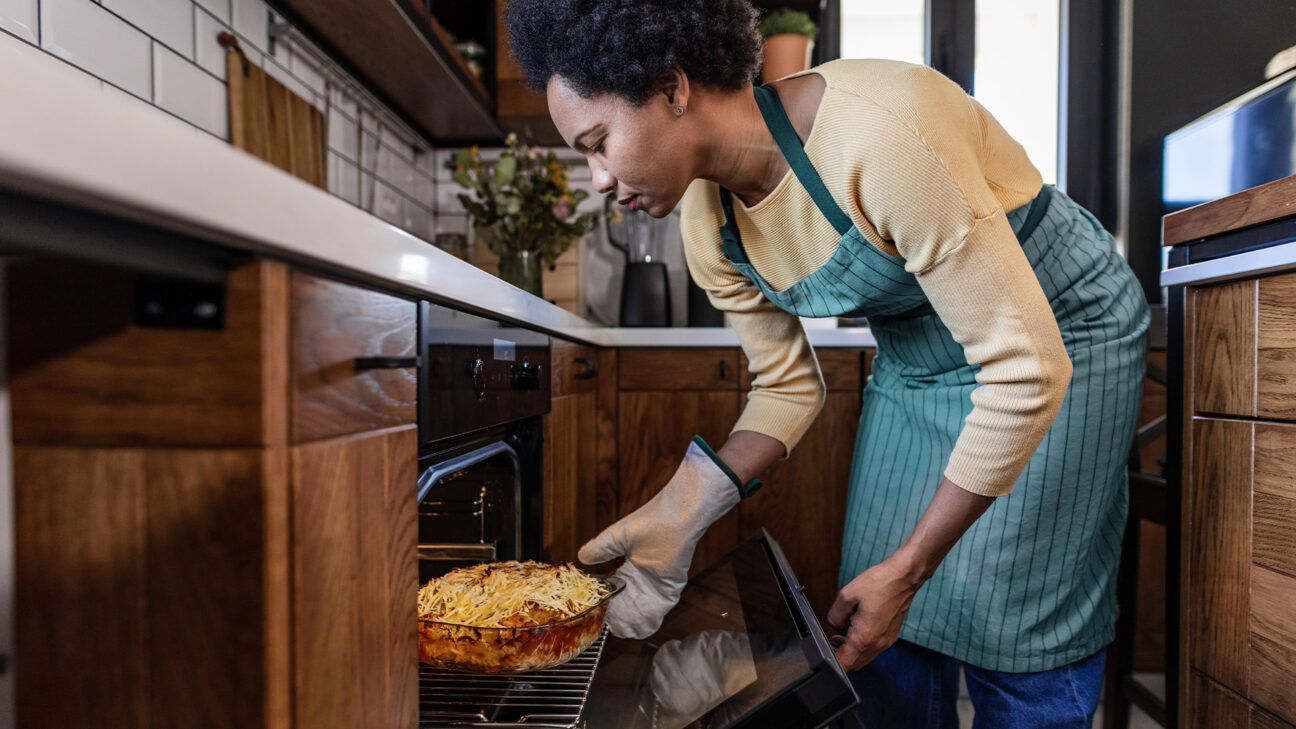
[498,249,544,298]
[761,34,815,84]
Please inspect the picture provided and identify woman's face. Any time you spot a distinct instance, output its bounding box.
[547,75,698,219]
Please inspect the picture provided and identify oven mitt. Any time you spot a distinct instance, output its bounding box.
[650,630,758,727]
[578,436,761,639]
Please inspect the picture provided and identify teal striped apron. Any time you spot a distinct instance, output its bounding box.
[718,86,1150,672]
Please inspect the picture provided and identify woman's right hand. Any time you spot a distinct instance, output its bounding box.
[578,437,744,639]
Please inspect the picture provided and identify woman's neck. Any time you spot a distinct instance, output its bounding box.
[695,85,788,208]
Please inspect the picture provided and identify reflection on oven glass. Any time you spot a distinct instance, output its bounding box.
[643,546,813,729]
[651,629,756,728]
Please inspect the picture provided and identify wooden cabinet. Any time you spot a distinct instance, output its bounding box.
[543,341,600,562]
[605,346,870,617]
[1183,275,1296,725]
[7,260,420,729]
[291,427,418,729]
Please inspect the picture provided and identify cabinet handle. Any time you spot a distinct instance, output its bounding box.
[354,356,420,370]
[574,357,599,380]
[717,360,728,380]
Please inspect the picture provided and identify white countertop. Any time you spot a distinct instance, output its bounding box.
[0,33,872,349]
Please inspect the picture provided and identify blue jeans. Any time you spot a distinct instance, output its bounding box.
[849,641,1105,728]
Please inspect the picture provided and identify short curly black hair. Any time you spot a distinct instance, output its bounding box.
[506,0,762,105]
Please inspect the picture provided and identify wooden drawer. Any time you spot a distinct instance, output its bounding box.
[551,340,599,397]
[1258,273,1296,420]
[1192,280,1256,417]
[740,347,870,392]
[291,273,417,443]
[619,348,739,390]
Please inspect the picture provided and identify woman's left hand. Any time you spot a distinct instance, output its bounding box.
[827,554,925,671]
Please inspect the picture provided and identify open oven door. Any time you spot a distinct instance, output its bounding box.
[584,530,861,729]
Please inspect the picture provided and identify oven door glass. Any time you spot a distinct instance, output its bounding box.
[585,531,859,729]
[417,441,521,582]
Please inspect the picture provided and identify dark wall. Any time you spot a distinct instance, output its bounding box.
[1126,0,1296,301]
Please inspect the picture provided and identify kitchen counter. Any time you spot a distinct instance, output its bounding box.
[0,33,873,350]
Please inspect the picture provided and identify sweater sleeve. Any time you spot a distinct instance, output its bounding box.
[850,67,1071,497]
[679,181,827,455]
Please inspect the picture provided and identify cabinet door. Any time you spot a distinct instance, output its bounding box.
[545,391,598,563]
[617,389,742,574]
[620,348,739,391]
[1250,422,1296,724]
[292,426,418,729]
[1189,418,1253,694]
[1192,280,1256,418]
[14,446,285,729]
[1190,672,1252,729]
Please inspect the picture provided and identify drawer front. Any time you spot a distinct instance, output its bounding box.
[1192,280,1256,417]
[619,348,739,390]
[1258,273,1296,420]
[739,348,870,393]
[1190,672,1251,729]
[292,273,417,443]
[551,341,599,398]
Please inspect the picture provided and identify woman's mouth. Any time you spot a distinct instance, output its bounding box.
[619,194,641,211]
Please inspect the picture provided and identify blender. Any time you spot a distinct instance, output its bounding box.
[604,194,673,326]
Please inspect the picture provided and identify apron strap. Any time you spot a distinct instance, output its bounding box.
[753,85,854,236]
[717,188,750,264]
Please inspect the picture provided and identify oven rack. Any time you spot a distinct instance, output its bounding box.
[418,630,608,729]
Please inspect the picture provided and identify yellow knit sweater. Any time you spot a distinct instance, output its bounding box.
[680,59,1072,497]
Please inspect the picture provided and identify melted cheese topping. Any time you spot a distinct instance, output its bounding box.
[418,561,609,628]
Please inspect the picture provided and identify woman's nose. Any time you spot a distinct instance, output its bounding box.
[591,164,616,194]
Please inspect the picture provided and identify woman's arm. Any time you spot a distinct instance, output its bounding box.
[827,477,993,670]
[718,430,787,483]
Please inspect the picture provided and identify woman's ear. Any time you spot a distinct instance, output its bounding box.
[660,65,692,112]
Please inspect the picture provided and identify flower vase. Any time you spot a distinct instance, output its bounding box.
[498,249,544,298]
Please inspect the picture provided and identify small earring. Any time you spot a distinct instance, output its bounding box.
[674,106,685,116]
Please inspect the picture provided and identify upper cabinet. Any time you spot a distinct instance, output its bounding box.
[273,0,502,142]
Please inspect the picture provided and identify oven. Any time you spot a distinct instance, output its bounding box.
[414,302,860,729]
[416,301,549,583]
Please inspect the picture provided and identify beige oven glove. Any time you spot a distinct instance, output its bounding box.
[578,436,760,639]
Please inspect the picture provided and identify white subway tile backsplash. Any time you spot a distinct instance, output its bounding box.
[101,76,199,137]
[378,124,414,161]
[0,0,38,44]
[195,0,228,23]
[373,179,406,227]
[413,172,435,210]
[231,0,267,53]
[329,83,358,120]
[375,143,416,190]
[358,130,378,174]
[41,0,152,99]
[327,151,360,206]
[105,0,194,60]
[288,48,325,96]
[407,201,431,240]
[194,8,231,80]
[328,106,359,162]
[415,148,441,178]
[152,42,227,138]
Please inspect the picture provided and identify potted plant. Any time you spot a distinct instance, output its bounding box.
[452,134,601,298]
[759,8,819,84]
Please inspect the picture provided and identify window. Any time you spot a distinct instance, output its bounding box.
[974,0,1061,183]
[839,0,925,64]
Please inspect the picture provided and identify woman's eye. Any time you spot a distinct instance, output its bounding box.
[591,140,606,155]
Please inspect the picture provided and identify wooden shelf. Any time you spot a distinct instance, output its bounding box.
[274,0,503,143]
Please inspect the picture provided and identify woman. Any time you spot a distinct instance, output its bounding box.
[507,1,1148,726]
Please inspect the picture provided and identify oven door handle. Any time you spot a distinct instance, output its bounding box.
[417,543,499,561]
[417,440,521,502]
